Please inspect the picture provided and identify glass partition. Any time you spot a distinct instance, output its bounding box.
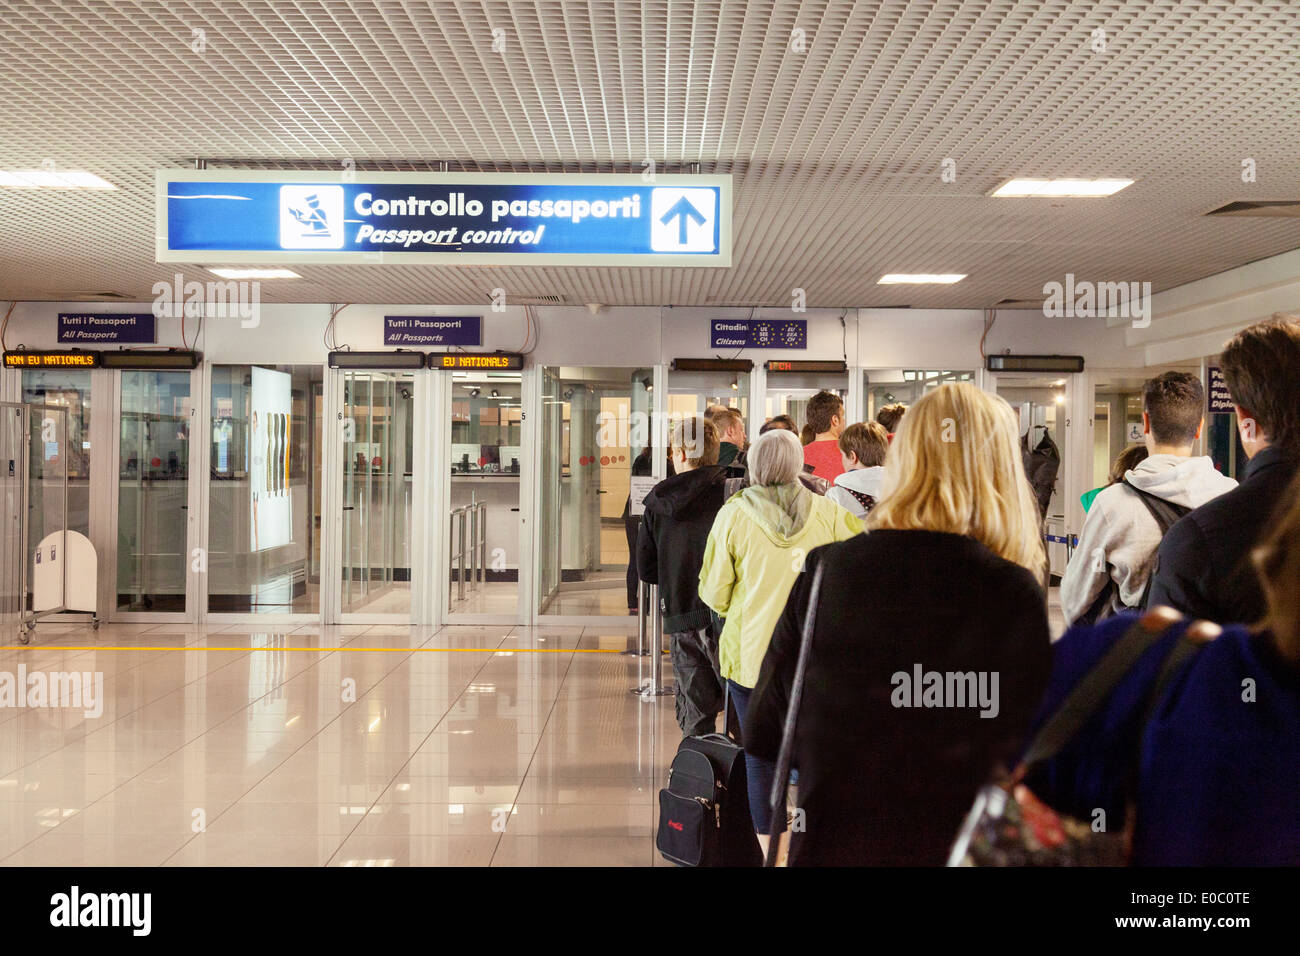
[665,369,750,435]
[208,364,323,613]
[21,371,91,575]
[446,370,523,615]
[117,370,191,612]
[538,368,562,609]
[862,369,974,429]
[538,366,653,616]
[0,405,25,631]
[339,370,414,615]
[764,370,847,435]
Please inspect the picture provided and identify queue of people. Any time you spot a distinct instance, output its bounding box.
[637,314,1300,867]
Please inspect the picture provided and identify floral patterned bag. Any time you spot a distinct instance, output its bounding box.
[948,611,1202,867]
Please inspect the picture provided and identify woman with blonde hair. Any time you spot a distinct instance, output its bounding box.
[743,383,1053,865]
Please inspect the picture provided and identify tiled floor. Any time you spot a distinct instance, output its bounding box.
[0,620,678,866]
[0,590,1067,866]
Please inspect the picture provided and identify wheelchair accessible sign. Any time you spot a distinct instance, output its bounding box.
[157,171,731,267]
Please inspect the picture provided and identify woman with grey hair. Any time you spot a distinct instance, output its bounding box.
[699,428,862,860]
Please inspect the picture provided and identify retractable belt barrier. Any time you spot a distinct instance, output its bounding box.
[1043,532,1080,561]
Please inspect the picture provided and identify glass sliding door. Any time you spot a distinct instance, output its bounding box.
[537,368,562,612]
[445,369,523,618]
[766,370,846,430]
[862,369,974,425]
[537,366,654,618]
[117,370,191,613]
[665,368,750,443]
[21,371,92,616]
[339,370,414,616]
[208,364,323,615]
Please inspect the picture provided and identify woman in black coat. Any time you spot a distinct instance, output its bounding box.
[745,383,1053,865]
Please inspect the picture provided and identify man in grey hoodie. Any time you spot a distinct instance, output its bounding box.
[1060,371,1237,627]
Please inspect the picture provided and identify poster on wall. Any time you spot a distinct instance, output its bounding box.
[250,367,292,551]
[1208,366,1234,414]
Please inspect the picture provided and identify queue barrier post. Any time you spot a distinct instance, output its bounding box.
[640,584,673,700]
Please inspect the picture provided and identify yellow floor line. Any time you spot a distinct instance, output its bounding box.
[0,645,639,653]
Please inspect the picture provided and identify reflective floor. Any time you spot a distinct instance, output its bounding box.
[0,621,678,866]
[0,590,1067,867]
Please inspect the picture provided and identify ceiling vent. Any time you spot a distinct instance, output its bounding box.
[1205,200,1300,218]
[506,293,567,305]
[66,291,134,300]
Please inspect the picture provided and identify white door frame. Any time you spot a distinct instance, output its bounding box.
[526,363,655,631]
[321,366,429,626]
[436,365,534,626]
[201,361,325,628]
[988,369,1089,576]
[105,365,204,625]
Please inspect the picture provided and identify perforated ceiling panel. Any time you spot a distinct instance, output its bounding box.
[0,0,1297,307]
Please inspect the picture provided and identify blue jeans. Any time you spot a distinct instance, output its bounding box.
[727,679,787,836]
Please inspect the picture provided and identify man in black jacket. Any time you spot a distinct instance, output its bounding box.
[1148,315,1300,624]
[637,416,730,736]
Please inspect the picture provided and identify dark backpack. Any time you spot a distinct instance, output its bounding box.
[1076,480,1192,625]
[657,733,762,867]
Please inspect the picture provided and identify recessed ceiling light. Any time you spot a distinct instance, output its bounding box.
[878,274,966,284]
[0,169,116,189]
[208,267,300,279]
[991,178,1134,198]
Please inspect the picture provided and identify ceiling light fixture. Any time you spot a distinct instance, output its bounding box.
[991,178,1134,198]
[0,169,116,189]
[208,267,300,279]
[878,274,966,284]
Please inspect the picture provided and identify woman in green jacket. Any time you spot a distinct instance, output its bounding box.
[698,427,862,856]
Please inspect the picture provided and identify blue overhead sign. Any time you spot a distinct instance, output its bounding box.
[156,171,731,267]
[710,318,807,350]
[383,315,481,347]
[57,312,156,344]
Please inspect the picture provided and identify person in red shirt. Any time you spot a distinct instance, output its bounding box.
[802,390,847,481]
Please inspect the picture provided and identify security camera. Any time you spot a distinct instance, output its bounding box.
[469,387,480,398]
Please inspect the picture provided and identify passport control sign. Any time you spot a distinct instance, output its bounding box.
[158,170,731,267]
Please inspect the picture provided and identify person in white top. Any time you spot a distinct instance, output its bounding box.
[825,421,889,520]
[1060,371,1238,627]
